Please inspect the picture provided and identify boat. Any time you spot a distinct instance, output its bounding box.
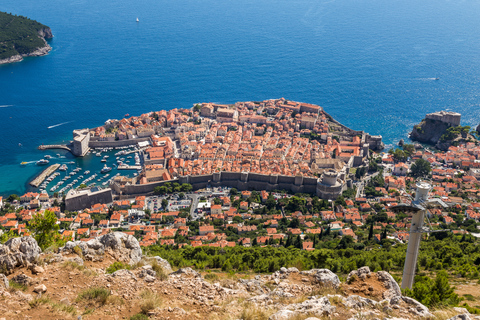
[44,155,52,159]
[96,152,101,157]
[136,17,139,22]
[101,164,112,174]
[59,164,68,171]
[84,170,90,175]
[101,159,107,162]
[36,159,49,165]
[68,161,75,164]
[20,161,28,166]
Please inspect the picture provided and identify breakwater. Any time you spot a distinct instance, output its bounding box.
[29,164,60,188]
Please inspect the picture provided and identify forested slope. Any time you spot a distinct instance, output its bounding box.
[0,11,52,60]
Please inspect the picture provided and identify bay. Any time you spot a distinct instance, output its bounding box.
[1,0,480,196]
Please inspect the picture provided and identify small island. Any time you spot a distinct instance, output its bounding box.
[0,11,53,64]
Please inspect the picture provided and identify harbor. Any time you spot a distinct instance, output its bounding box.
[21,143,144,196]
[29,163,61,188]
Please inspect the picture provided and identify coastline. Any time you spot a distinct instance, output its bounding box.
[0,41,52,65]
[0,25,53,65]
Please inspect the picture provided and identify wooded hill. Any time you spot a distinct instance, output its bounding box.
[0,11,51,60]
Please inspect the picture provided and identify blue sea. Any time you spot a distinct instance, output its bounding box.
[1,0,480,196]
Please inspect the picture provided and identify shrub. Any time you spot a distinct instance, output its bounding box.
[76,287,111,306]
[9,280,27,292]
[130,314,149,320]
[204,273,219,281]
[106,261,131,274]
[29,296,51,308]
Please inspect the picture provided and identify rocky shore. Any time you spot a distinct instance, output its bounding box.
[0,27,53,65]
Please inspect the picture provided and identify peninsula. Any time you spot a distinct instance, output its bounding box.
[0,11,53,64]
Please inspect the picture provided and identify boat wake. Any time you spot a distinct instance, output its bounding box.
[0,105,13,108]
[48,121,73,129]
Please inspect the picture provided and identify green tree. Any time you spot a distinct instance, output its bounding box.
[27,210,61,250]
[180,183,193,192]
[162,199,168,209]
[7,194,20,202]
[404,270,461,307]
[411,159,431,178]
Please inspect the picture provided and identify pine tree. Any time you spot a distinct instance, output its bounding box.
[368,223,374,240]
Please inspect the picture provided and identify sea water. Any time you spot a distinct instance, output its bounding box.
[1,0,480,196]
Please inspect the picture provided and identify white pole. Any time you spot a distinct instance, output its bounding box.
[401,182,430,290]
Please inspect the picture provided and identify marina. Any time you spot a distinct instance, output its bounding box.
[23,145,143,196]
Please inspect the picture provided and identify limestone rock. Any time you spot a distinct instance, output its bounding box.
[172,267,200,277]
[0,236,42,273]
[301,269,340,288]
[144,275,156,283]
[448,315,471,320]
[401,296,433,318]
[150,256,173,274]
[66,256,84,266]
[30,265,45,275]
[269,309,297,320]
[377,271,401,301]
[0,274,8,289]
[111,269,136,280]
[33,284,47,293]
[61,232,142,265]
[284,296,335,316]
[346,266,371,282]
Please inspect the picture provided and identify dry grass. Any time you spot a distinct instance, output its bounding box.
[139,290,162,314]
[62,260,85,271]
[239,304,272,320]
[150,259,168,281]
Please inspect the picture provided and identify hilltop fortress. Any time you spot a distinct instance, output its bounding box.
[66,99,383,207]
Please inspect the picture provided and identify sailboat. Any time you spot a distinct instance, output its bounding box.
[136,17,139,22]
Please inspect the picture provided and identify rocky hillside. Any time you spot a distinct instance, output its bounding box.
[0,233,476,320]
[0,11,53,64]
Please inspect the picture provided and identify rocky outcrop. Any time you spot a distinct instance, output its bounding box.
[410,118,451,145]
[148,255,173,274]
[37,27,53,39]
[0,236,42,273]
[300,269,340,288]
[61,232,142,265]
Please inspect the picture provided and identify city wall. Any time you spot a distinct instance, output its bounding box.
[65,188,113,211]
[113,171,322,196]
[88,137,151,148]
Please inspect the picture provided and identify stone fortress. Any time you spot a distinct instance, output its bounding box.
[425,111,461,126]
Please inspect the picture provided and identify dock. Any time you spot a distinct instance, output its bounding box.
[117,165,142,170]
[30,164,61,188]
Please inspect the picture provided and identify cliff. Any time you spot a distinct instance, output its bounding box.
[0,12,53,65]
[410,118,451,145]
